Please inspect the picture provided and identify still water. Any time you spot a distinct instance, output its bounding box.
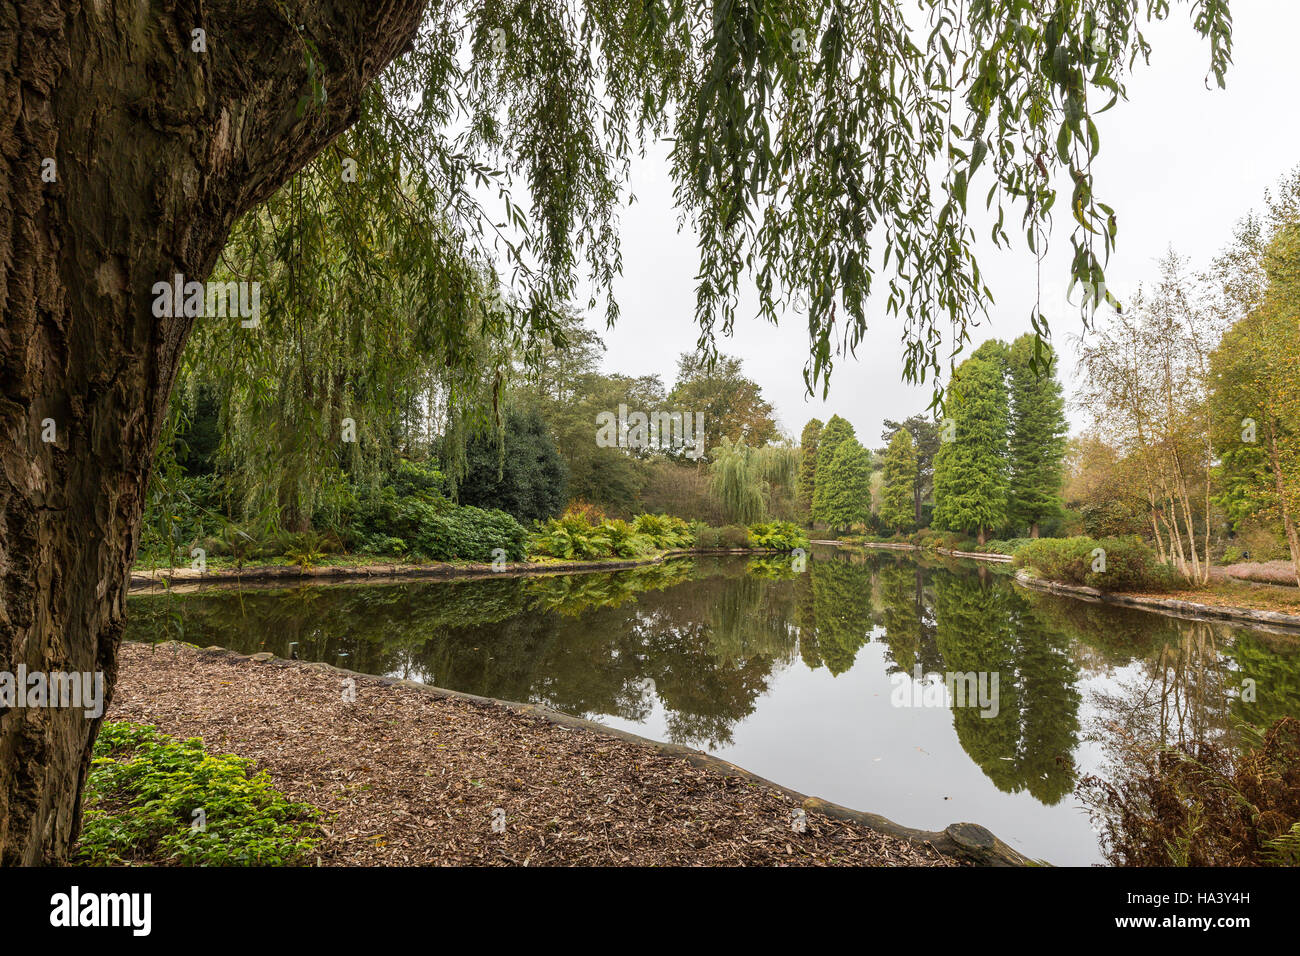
[125,546,1300,865]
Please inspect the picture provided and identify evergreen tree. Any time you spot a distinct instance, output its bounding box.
[458,408,568,522]
[819,438,873,533]
[932,341,1010,544]
[881,414,941,526]
[796,418,824,518]
[811,415,856,525]
[1007,334,1069,537]
[879,428,919,532]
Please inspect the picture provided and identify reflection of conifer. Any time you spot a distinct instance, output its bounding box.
[792,567,823,671]
[810,556,876,675]
[932,573,1081,804]
[877,561,943,676]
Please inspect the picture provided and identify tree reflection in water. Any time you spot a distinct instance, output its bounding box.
[127,548,1299,815]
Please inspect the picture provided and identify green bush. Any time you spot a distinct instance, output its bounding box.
[694,525,722,549]
[978,537,1032,556]
[415,505,529,562]
[602,519,657,558]
[746,520,810,551]
[1013,535,1180,591]
[717,525,750,548]
[352,487,527,561]
[528,514,658,560]
[696,525,748,549]
[359,533,408,556]
[138,473,226,565]
[76,722,320,866]
[631,513,696,549]
[910,529,976,552]
[530,514,610,559]
[384,458,446,499]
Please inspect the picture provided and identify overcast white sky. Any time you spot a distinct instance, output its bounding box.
[575,1,1300,447]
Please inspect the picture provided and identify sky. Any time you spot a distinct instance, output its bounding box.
[577,1,1300,446]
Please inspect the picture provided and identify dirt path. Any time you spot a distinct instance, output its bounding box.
[109,642,956,867]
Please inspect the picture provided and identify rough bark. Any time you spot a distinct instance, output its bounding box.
[0,0,427,864]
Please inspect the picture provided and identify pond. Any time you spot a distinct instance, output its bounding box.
[124,545,1300,865]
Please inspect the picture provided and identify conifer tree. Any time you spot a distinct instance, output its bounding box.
[811,415,856,525]
[879,428,920,532]
[932,341,1010,544]
[797,418,824,519]
[1007,334,1069,537]
[881,415,942,527]
[819,438,873,533]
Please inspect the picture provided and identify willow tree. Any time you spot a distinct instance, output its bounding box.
[176,144,515,531]
[709,437,798,524]
[0,0,1232,863]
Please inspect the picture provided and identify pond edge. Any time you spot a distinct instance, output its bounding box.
[127,548,767,594]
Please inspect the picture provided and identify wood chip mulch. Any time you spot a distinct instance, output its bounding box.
[109,642,955,867]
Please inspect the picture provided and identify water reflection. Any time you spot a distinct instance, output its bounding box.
[125,546,1300,864]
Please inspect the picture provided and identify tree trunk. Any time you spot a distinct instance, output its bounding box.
[0,0,426,864]
[1030,522,1039,539]
[977,526,986,546]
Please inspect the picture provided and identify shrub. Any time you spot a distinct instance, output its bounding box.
[76,722,320,866]
[279,530,326,569]
[694,525,722,549]
[563,499,608,524]
[384,458,446,499]
[529,514,612,560]
[718,525,750,548]
[1013,535,1180,592]
[352,487,527,561]
[601,519,656,558]
[746,520,810,551]
[1221,560,1300,587]
[631,513,695,549]
[910,529,976,552]
[695,524,749,549]
[414,506,528,562]
[528,514,660,560]
[359,533,408,556]
[978,537,1032,556]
